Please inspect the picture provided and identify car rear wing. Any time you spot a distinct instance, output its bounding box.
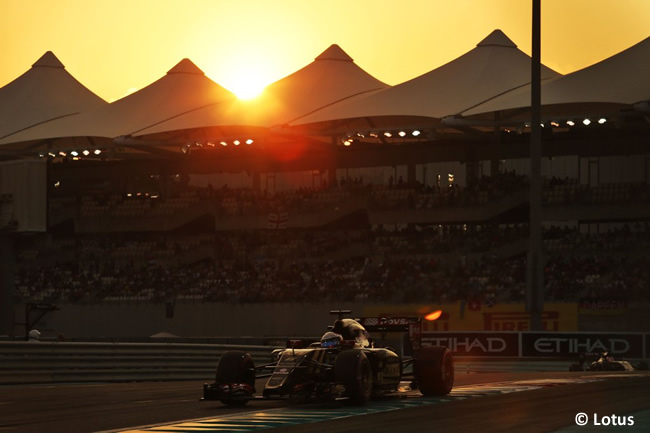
[329,311,424,352]
[357,317,423,352]
[329,310,420,332]
[357,316,420,332]
[329,311,425,351]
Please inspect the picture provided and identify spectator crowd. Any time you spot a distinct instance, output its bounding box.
[16,172,650,305]
[14,224,650,305]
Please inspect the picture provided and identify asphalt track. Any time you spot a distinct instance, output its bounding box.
[1,371,648,433]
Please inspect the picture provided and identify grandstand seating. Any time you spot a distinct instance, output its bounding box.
[14,174,650,304]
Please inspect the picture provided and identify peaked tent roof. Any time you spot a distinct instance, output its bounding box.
[258,43,390,126]
[0,51,107,141]
[0,58,237,146]
[291,30,561,128]
[464,36,650,119]
[134,44,389,137]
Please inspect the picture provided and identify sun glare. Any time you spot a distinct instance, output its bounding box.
[211,47,277,100]
[225,69,268,100]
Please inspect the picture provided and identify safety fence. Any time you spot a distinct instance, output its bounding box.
[0,341,578,385]
[0,341,278,385]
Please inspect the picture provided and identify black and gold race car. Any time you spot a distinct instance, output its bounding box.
[202,311,454,405]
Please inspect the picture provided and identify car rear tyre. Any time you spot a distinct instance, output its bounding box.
[215,351,256,406]
[335,350,373,404]
[414,346,454,396]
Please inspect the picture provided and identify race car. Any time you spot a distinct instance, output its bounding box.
[569,351,636,372]
[202,311,454,406]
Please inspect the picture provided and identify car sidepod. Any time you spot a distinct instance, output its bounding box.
[263,348,334,399]
[365,348,401,394]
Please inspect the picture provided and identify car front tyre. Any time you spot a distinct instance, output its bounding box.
[334,350,373,404]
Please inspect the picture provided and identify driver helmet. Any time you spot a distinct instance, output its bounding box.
[320,331,343,349]
[28,329,41,341]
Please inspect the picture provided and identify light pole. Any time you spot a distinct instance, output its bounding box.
[528,0,544,331]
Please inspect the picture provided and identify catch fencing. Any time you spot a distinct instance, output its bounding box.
[0,340,577,385]
[0,341,277,385]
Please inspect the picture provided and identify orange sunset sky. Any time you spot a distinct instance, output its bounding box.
[1,0,649,101]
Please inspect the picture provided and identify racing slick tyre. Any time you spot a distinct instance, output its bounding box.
[215,351,256,406]
[334,350,373,405]
[414,346,454,396]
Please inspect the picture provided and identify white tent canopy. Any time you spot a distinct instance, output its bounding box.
[1,33,647,154]
[291,30,561,128]
[0,51,106,141]
[260,44,389,126]
[0,58,237,146]
[134,44,389,138]
[464,36,650,120]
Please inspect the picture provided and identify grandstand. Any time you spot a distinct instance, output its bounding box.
[1,31,649,338]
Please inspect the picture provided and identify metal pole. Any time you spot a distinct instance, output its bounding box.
[528,0,544,331]
[0,233,16,337]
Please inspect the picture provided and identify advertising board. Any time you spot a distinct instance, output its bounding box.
[420,331,647,358]
[522,332,645,358]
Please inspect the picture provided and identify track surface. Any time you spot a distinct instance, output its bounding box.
[1,371,648,433]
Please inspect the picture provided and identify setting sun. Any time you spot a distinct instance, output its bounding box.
[204,45,279,100]
[224,69,267,100]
